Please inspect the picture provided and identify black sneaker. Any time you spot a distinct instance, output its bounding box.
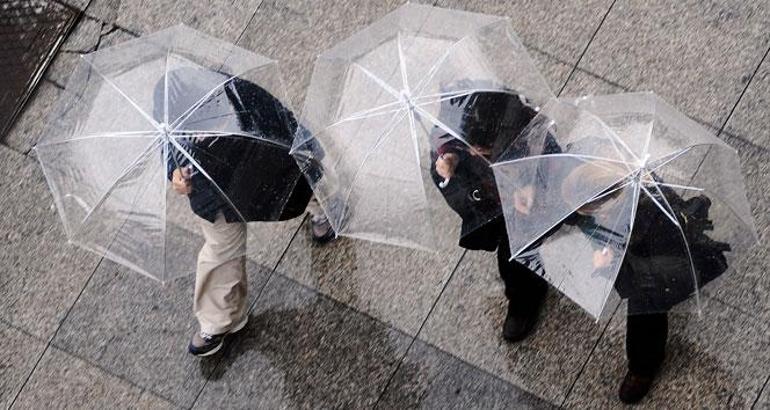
[188,316,248,357]
[188,331,225,357]
[502,297,545,343]
[618,371,655,404]
[310,214,336,244]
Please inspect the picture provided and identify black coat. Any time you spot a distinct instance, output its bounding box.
[159,71,312,223]
[527,181,731,313]
[429,90,542,251]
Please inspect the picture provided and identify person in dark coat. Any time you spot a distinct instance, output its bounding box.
[156,67,331,356]
[429,86,556,342]
[541,161,731,403]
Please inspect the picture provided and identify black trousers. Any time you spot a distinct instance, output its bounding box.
[626,312,668,376]
[496,235,668,375]
[496,235,548,311]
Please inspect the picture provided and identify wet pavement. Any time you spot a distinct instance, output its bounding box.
[1,0,769,409]
[0,0,79,139]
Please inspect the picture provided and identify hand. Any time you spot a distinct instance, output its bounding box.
[592,247,614,268]
[172,167,192,195]
[512,185,534,215]
[435,153,459,179]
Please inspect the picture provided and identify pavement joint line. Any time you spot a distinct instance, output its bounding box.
[44,339,181,407]
[715,43,770,139]
[752,373,770,409]
[233,0,264,47]
[560,301,621,408]
[557,0,618,97]
[187,210,303,409]
[7,256,104,409]
[372,249,468,409]
[0,317,45,344]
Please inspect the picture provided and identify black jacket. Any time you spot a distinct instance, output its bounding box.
[158,70,312,223]
[429,90,543,251]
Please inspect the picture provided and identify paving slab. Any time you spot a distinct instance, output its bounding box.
[377,338,557,409]
[756,382,770,408]
[275,220,464,336]
[559,66,629,98]
[436,0,613,67]
[725,53,770,148]
[0,322,47,409]
[193,273,412,409]
[3,79,64,153]
[42,16,104,86]
[418,250,605,404]
[49,215,298,409]
[563,299,770,408]
[0,145,101,339]
[12,346,176,409]
[85,0,261,41]
[237,0,416,109]
[575,0,770,128]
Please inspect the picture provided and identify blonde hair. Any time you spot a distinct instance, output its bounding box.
[561,162,630,213]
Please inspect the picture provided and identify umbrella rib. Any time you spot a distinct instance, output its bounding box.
[405,108,437,244]
[80,58,161,131]
[397,32,410,94]
[653,181,703,192]
[78,137,162,227]
[171,130,292,150]
[646,181,703,314]
[326,106,407,130]
[412,104,491,165]
[508,170,638,258]
[169,80,233,131]
[336,110,410,230]
[491,153,636,168]
[595,182,642,318]
[411,34,472,97]
[34,131,159,148]
[351,62,402,100]
[639,184,680,227]
[164,47,170,126]
[166,137,248,223]
[168,62,281,131]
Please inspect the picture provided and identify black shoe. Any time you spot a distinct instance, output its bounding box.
[188,316,249,357]
[618,371,655,404]
[188,331,225,357]
[502,298,544,343]
[310,214,336,244]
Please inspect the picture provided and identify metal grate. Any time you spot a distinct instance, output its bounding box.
[0,0,80,139]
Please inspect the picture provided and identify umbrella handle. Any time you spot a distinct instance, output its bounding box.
[439,177,450,189]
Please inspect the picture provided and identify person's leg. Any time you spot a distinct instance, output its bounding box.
[307,196,335,244]
[619,310,668,403]
[497,237,548,342]
[190,212,248,356]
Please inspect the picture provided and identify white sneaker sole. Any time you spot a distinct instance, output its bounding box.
[191,317,248,357]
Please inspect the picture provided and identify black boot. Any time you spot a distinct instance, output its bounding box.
[618,371,655,404]
[501,293,545,342]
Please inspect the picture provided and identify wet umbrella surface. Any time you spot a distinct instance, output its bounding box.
[292,3,553,251]
[492,93,759,319]
[35,25,305,282]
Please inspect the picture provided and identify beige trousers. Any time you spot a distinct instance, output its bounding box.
[194,212,247,335]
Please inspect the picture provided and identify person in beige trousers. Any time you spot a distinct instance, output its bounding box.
[172,168,334,356]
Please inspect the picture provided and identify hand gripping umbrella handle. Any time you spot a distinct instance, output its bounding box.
[439,177,450,189]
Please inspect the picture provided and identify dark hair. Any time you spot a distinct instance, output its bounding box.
[447,91,538,150]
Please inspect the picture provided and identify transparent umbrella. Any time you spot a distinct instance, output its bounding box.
[492,93,759,319]
[34,25,304,282]
[292,3,553,250]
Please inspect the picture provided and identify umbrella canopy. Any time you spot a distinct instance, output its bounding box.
[492,93,759,319]
[34,25,307,282]
[292,3,553,250]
